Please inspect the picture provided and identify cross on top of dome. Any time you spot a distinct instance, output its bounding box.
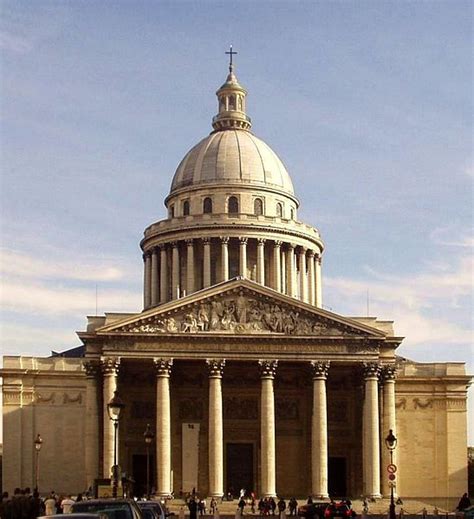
[212,46,252,132]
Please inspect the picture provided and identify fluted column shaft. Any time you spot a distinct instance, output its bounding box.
[144,254,152,309]
[84,362,100,488]
[298,248,307,302]
[221,238,229,282]
[311,361,330,499]
[286,245,295,297]
[281,249,286,294]
[160,246,168,303]
[203,238,211,288]
[101,357,120,478]
[259,360,278,497]
[239,238,248,277]
[272,241,282,292]
[151,249,159,306]
[307,251,315,306]
[257,239,265,284]
[172,243,180,299]
[363,363,382,498]
[382,366,397,497]
[207,360,225,498]
[315,255,322,307]
[186,240,195,295]
[154,358,173,497]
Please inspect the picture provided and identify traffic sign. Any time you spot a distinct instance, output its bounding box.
[388,473,396,481]
[387,464,397,474]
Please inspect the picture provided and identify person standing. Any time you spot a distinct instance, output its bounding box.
[60,496,75,514]
[288,499,297,517]
[188,498,198,519]
[457,494,471,512]
[44,494,57,516]
[277,499,286,519]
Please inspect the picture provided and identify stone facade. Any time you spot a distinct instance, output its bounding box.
[1,61,471,500]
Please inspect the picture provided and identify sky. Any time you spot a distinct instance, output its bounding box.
[0,1,472,442]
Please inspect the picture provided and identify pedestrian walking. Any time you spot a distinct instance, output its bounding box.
[277,498,286,519]
[288,499,297,517]
[44,494,57,517]
[238,497,246,516]
[61,496,75,514]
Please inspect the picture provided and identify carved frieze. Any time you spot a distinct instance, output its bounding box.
[63,392,83,405]
[395,398,406,410]
[223,397,258,420]
[413,398,433,409]
[35,392,56,404]
[116,289,370,338]
[179,399,203,420]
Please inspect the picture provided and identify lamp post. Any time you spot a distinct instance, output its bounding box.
[144,423,155,499]
[385,429,397,519]
[107,391,125,498]
[34,433,43,492]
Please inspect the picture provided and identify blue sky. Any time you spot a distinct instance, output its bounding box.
[1,1,472,440]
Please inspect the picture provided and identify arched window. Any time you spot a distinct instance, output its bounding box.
[169,204,175,218]
[183,200,190,216]
[290,208,295,220]
[254,198,263,216]
[276,202,283,218]
[229,95,236,110]
[203,197,213,214]
[228,196,239,214]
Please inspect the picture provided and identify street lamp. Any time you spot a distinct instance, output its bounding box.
[107,391,125,498]
[144,423,155,498]
[34,433,43,492]
[385,429,398,519]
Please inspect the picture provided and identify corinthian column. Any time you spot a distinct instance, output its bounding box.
[239,238,248,277]
[286,245,295,297]
[160,246,168,303]
[298,247,307,302]
[101,357,120,478]
[154,358,173,497]
[144,253,152,309]
[310,361,330,499]
[206,359,226,498]
[220,237,229,282]
[186,239,195,295]
[307,251,315,306]
[382,365,397,497]
[151,249,159,306]
[259,360,278,497]
[315,255,322,308]
[257,239,266,284]
[171,242,180,299]
[203,238,211,288]
[363,362,382,498]
[272,241,282,292]
[84,361,100,488]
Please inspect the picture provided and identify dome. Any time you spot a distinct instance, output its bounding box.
[169,129,295,196]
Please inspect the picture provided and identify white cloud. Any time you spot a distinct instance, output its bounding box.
[430,226,474,248]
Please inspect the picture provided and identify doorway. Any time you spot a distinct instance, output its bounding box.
[132,454,155,498]
[226,443,254,497]
[328,457,347,497]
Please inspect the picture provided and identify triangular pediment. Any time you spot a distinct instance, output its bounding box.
[98,278,386,338]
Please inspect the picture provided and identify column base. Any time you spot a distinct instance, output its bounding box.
[365,494,382,500]
[312,494,329,500]
[207,494,224,499]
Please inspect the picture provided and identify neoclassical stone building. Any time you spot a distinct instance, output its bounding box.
[1,60,471,500]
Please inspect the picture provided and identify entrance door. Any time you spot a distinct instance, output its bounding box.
[328,457,347,497]
[133,454,155,498]
[226,443,253,497]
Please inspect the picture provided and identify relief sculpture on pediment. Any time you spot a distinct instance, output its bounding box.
[122,291,358,337]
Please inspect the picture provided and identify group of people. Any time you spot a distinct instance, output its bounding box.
[0,488,83,519]
[236,496,298,517]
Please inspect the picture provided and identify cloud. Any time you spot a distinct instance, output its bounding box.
[0,248,130,282]
[430,226,474,248]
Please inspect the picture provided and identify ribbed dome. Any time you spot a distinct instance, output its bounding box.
[170,130,295,196]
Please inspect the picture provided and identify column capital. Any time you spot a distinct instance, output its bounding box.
[202,237,211,244]
[220,236,230,244]
[316,255,322,265]
[206,359,226,378]
[310,360,330,380]
[154,358,173,377]
[298,246,307,254]
[100,357,120,376]
[170,241,178,249]
[258,360,278,379]
[152,246,159,254]
[185,238,194,246]
[83,360,100,378]
[257,238,266,245]
[363,362,382,380]
[307,250,315,258]
[381,365,397,381]
[239,237,248,245]
[287,243,295,251]
[274,240,282,248]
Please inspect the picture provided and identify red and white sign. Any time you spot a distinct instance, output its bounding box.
[387,464,397,474]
